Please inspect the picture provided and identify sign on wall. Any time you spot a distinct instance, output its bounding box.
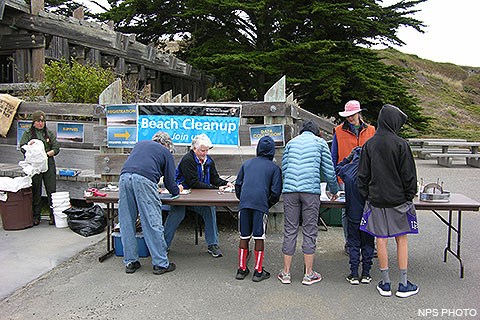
[57,123,84,143]
[249,124,285,147]
[16,120,31,150]
[137,103,241,146]
[106,105,137,148]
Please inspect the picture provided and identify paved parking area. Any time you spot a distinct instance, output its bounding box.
[0,159,479,319]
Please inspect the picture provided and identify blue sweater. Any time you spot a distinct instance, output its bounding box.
[121,140,180,195]
[235,136,282,213]
[336,148,364,223]
[282,131,339,194]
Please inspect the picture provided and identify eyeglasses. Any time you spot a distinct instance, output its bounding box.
[35,119,45,123]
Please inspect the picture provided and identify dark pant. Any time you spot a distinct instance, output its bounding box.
[32,160,56,221]
[347,220,375,276]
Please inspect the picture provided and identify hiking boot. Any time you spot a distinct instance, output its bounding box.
[396,281,419,298]
[207,245,223,258]
[302,271,322,285]
[153,262,176,275]
[125,261,141,274]
[361,274,372,284]
[376,281,392,297]
[235,267,250,280]
[346,274,360,285]
[277,271,292,284]
[252,269,270,282]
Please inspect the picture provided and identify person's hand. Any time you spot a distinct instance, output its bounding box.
[226,182,234,188]
[328,192,339,201]
[178,184,184,193]
[46,150,54,157]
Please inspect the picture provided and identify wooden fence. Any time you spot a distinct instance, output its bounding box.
[0,99,335,199]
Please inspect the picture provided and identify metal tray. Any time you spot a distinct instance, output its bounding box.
[419,191,450,202]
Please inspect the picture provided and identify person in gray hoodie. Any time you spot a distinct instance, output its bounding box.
[234,136,282,282]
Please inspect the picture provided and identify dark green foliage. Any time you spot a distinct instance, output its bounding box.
[98,0,429,131]
[43,59,116,103]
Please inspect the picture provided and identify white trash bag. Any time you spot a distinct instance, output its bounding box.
[0,176,32,195]
[19,139,48,176]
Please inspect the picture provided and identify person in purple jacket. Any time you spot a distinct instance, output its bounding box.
[234,136,282,282]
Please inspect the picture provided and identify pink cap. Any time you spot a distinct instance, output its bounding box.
[339,100,362,117]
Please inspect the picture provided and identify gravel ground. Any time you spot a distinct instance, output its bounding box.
[0,159,479,320]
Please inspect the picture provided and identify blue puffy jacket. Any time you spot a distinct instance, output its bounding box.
[282,131,339,195]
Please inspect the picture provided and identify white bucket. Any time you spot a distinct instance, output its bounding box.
[53,211,68,228]
[51,192,71,228]
[51,192,70,202]
[52,199,70,208]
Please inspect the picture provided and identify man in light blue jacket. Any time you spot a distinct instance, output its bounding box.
[278,120,339,286]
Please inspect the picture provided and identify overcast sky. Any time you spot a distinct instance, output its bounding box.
[80,0,480,67]
[380,0,480,67]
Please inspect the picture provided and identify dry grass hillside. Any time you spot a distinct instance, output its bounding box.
[377,48,480,140]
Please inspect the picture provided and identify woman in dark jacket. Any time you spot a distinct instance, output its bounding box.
[19,110,60,225]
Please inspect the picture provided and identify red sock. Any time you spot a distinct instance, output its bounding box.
[238,248,248,270]
[254,250,264,272]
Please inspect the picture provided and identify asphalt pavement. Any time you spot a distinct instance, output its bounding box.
[0,159,479,320]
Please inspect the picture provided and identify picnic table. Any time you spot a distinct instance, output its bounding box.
[407,138,467,159]
[422,141,480,167]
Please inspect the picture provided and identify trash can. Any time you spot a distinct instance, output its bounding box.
[319,208,343,227]
[0,187,34,230]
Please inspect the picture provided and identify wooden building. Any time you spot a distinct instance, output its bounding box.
[0,0,211,100]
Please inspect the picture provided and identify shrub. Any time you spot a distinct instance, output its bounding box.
[43,58,116,103]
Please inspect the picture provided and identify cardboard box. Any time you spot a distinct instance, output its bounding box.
[112,232,150,257]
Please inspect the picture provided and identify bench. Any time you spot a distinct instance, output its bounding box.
[424,153,480,168]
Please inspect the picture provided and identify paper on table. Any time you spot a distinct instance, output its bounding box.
[160,188,191,195]
[219,186,235,193]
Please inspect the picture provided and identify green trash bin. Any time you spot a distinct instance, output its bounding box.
[0,188,34,230]
[320,207,342,226]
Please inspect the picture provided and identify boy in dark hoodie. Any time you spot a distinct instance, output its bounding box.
[358,104,419,298]
[234,136,282,282]
[336,147,374,285]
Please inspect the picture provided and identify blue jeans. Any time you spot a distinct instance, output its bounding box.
[164,205,219,248]
[118,173,170,268]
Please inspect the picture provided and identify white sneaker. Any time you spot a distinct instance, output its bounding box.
[302,271,322,285]
[277,271,291,284]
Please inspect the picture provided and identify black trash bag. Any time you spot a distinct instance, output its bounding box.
[63,205,107,237]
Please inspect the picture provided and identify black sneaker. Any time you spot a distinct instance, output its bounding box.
[235,267,250,280]
[252,269,271,282]
[361,274,372,284]
[346,274,360,285]
[207,245,223,258]
[125,261,141,274]
[153,262,176,275]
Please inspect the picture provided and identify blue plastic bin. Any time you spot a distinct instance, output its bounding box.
[112,232,150,257]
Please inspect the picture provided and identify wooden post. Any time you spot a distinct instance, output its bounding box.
[98,79,123,183]
[30,0,45,81]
